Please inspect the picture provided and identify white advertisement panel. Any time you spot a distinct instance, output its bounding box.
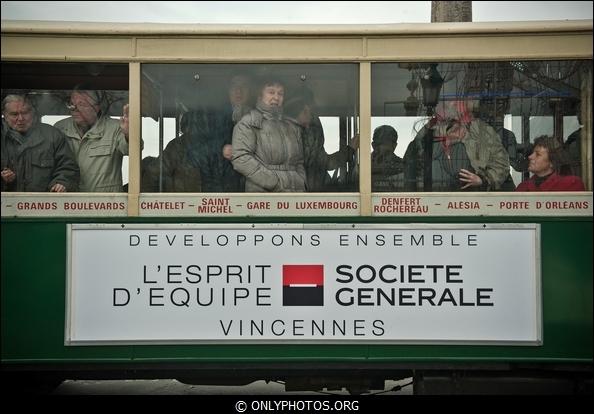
[66,224,541,345]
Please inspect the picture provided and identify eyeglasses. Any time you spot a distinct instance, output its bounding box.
[67,101,95,111]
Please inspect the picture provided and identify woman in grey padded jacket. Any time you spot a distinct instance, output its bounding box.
[231,78,306,192]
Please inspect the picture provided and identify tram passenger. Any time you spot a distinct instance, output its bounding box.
[480,99,527,189]
[218,74,254,161]
[496,127,525,173]
[495,127,524,190]
[515,135,585,191]
[140,156,160,192]
[185,73,253,193]
[158,109,211,192]
[284,92,356,192]
[215,74,253,191]
[54,86,132,192]
[159,106,245,193]
[563,101,583,177]
[1,94,79,192]
[227,74,254,126]
[403,100,510,191]
[370,125,404,192]
[231,77,306,192]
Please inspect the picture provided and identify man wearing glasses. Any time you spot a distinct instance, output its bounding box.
[54,87,129,192]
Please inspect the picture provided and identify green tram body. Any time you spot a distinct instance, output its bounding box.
[2,216,591,393]
[1,19,592,393]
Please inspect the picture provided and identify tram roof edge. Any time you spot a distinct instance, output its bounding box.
[2,19,593,36]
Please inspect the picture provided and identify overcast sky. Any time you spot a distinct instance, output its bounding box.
[1,1,593,24]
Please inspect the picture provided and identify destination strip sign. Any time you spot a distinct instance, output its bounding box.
[371,192,592,217]
[1,193,128,217]
[1,192,591,217]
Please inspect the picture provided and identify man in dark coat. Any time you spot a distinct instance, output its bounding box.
[1,94,79,192]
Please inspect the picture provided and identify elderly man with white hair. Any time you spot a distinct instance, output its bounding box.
[1,94,79,192]
[54,86,130,192]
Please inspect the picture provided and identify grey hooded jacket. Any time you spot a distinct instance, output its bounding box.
[232,104,306,192]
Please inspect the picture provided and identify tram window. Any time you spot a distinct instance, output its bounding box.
[371,60,591,192]
[1,62,129,193]
[140,63,359,193]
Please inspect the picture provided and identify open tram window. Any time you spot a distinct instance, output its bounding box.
[140,63,359,193]
[1,62,129,193]
[371,60,591,192]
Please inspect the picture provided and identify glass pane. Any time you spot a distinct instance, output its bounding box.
[1,62,129,193]
[371,60,591,192]
[141,63,359,193]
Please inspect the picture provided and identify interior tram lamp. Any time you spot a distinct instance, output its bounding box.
[420,63,444,116]
[403,75,420,117]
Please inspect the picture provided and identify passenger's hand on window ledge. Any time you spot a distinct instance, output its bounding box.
[222,144,233,160]
[1,168,16,184]
[459,168,483,190]
[50,183,66,192]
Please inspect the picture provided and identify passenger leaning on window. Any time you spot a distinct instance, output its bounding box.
[403,100,510,192]
[1,94,79,192]
[231,78,306,192]
[54,86,131,192]
[516,135,585,192]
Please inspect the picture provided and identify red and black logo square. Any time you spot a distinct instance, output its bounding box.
[282,264,324,306]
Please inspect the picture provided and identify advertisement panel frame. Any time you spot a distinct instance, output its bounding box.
[65,223,542,346]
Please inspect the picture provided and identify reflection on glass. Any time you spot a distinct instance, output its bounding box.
[1,62,129,193]
[371,60,591,192]
[140,63,359,193]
